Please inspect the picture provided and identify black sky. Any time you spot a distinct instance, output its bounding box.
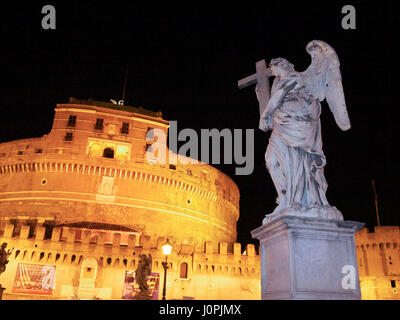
[1,1,399,245]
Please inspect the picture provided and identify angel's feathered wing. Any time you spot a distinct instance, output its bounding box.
[302,40,351,131]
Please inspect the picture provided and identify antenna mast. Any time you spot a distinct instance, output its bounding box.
[372,179,381,226]
[121,68,129,104]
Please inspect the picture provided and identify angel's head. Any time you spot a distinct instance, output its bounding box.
[269,58,294,78]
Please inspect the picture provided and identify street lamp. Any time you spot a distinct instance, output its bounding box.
[161,239,172,300]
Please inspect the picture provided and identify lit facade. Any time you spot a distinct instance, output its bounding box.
[0,98,259,300]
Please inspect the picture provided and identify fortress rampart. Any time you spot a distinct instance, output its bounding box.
[0,222,260,300]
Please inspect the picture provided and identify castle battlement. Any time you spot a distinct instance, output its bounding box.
[355,227,400,250]
[0,222,260,279]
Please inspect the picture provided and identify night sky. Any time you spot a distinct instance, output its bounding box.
[1,1,399,245]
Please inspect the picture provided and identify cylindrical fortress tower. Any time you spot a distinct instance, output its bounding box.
[0,98,240,246]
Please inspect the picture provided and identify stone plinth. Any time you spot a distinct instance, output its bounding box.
[251,215,364,300]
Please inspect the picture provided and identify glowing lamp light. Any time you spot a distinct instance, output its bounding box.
[162,240,172,256]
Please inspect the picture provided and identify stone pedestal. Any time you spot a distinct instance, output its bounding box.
[251,215,364,300]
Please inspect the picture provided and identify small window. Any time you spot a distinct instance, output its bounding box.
[103,147,114,159]
[169,164,176,170]
[35,148,43,153]
[64,132,73,141]
[145,144,153,152]
[67,115,77,127]
[180,262,188,279]
[391,280,396,288]
[0,153,6,158]
[121,122,129,134]
[186,169,192,176]
[95,118,104,130]
[17,151,23,155]
[146,127,154,141]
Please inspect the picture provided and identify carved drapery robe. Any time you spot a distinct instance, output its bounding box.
[263,72,329,209]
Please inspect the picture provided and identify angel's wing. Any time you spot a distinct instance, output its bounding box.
[302,40,351,131]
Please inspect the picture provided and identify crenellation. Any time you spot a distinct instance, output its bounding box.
[127,234,136,248]
[81,230,91,244]
[112,233,121,247]
[233,243,241,256]
[51,227,61,241]
[246,244,255,257]
[35,226,46,240]
[205,241,214,254]
[219,242,227,255]
[97,232,107,246]
[141,235,151,249]
[20,225,30,239]
[4,223,14,238]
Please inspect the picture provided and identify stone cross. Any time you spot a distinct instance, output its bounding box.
[238,59,272,116]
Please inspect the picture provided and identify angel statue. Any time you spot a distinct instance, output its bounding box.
[0,242,13,275]
[135,253,152,293]
[240,40,351,224]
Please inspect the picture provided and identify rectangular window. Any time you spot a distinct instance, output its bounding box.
[95,118,104,130]
[145,144,153,152]
[35,148,43,154]
[17,151,23,155]
[391,280,396,288]
[64,132,73,141]
[67,115,77,127]
[121,122,129,134]
[169,164,176,170]
[146,127,154,141]
[186,169,192,176]
[0,153,6,158]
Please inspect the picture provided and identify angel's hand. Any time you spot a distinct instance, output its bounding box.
[255,83,261,102]
[259,118,271,132]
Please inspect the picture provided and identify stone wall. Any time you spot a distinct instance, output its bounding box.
[0,222,260,300]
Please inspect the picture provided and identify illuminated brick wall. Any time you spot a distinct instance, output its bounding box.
[0,223,260,300]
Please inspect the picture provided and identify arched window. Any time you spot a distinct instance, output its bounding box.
[103,148,114,159]
[180,262,188,279]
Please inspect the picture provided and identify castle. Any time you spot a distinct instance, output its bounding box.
[0,98,398,299]
[0,98,259,299]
